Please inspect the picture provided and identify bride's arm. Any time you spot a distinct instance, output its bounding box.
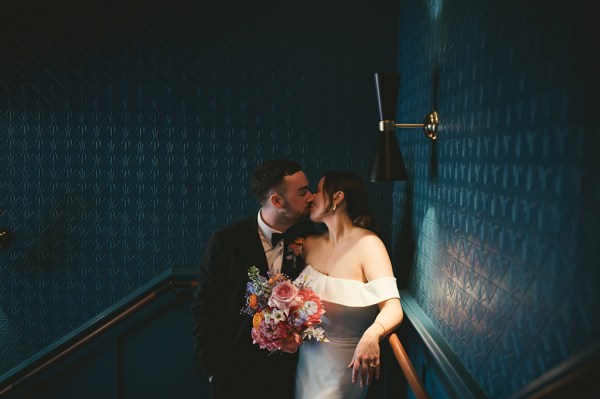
[361,233,396,280]
[349,233,404,386]
[358,232,404,334]
[349,298,404,387]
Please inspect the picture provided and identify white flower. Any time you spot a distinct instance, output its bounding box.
[302,326,329,342]
[263,309,272,323]
[271,308,287,324]
[302,300,318,316]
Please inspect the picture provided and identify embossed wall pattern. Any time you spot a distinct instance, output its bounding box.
[0,1,399,375]
[392,0,599,397]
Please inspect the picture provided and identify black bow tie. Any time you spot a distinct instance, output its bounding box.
[271,232,287,246]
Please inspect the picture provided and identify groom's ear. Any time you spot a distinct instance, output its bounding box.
[269,192,284,209]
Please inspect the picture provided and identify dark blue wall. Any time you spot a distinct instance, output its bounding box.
[2,0,599,397]
[0,0,399,377]
[391,0,599,397]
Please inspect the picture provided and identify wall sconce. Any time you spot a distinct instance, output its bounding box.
[370,72,439,181]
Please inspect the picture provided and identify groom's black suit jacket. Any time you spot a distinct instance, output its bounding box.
[190,215,315,397]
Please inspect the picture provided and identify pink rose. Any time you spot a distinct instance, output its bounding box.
[268,281,300,311]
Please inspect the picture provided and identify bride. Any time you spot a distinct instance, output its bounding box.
[295,171,404,399]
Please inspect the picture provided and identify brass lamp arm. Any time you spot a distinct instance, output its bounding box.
[378,111,439,140]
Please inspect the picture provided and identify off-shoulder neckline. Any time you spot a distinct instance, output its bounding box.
[303,265,395,285]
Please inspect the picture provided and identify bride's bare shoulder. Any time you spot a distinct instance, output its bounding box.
[354,229,387,251]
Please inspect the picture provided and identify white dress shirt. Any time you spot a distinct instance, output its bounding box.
[257,210,285,274]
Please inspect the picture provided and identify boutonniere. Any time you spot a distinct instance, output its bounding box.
[285,237,304,269]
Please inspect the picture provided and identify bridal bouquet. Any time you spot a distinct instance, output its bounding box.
[241,266,328,353]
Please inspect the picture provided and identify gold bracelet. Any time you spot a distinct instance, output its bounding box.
[373,321,386,336]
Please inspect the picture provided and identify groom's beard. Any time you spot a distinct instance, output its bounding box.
[281,203,311,223]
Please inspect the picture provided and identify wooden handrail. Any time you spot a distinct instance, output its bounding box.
[0,279,197,397]
[388,332,431,399]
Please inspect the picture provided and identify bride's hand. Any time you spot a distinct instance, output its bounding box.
[348,328,381,387]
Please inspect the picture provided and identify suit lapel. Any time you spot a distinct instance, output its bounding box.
[240,217,270,276]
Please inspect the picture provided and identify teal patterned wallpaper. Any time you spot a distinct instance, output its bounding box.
[391,0,599,397]
[3,1,598,396]
[0,0,399,376]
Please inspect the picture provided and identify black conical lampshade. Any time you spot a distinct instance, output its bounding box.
[370,130,408,181]
[370,72,408,181]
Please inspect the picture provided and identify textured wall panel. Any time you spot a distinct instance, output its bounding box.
[392,0,599,397]
[0,0,399,375]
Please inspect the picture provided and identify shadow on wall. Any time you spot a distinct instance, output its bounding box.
[394,181,416,288]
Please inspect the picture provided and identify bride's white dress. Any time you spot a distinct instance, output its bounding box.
[294,265,400,399]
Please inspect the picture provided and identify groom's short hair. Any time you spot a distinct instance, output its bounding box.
[252,159,302,205]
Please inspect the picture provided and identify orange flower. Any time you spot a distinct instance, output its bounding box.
[248,294,259,309]
[288,243,303,256]
[252,312,264,328]
[268,273,285,285]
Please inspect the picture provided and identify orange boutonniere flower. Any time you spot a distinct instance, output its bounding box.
[286,237,305,269]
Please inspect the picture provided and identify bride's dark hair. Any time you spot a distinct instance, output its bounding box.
[322,171,378,233]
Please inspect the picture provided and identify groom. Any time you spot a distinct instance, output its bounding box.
[190,159,315,399]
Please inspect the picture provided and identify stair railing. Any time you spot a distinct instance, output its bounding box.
[0,277,196,397]
[388,332,431,399]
